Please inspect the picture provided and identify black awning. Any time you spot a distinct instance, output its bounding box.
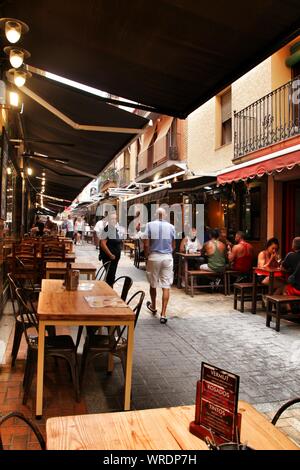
[170,175,217,192]
[19,74,147,200]
[2,1,300,118]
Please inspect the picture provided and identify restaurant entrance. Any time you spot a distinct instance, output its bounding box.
[283,180,300,255]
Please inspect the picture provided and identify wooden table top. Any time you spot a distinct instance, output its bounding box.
[46,402,299,450]
[45,262,96,270]
[71,262,97,270]
[38,280,134,322]
[46,262,67,269]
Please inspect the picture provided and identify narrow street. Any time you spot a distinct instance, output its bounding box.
[2,243,299,447]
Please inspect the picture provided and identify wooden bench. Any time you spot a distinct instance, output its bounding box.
[187,270,226,297]
[266,295,300,332]
[233,282,267,313]
[225,270,249,295]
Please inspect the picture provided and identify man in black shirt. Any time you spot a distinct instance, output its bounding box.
[99,212,122,286]
[282,237,300,295]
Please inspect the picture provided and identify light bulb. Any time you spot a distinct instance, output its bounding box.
[27,167,33,175]
[9,49,24,68]
[14,70,26,87]
[7,167,12,175]
[9,91,19,107]
[5,20,21,43]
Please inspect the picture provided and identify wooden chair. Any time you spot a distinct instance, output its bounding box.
[266,295,300,332]
[15,288,80,404]
[80,290,145,385]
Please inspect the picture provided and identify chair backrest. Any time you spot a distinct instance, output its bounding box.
[7,272,20,318]
[15,288,39,341]
[0,411,45,450]
[113,276,133,301]
[95,261,111,281]
[127,290,145,327]
[111,290,145,349]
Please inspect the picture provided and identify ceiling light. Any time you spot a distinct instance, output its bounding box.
[0,18,29,44]
[9,91,19,107]
[6,68,32,88]
[7,167,12,175]
[204,186,212,190]
[4,46,30,68]
[27,167,33,175]
[42,172,46,176]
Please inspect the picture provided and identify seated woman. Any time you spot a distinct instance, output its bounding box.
[257,237,284,294]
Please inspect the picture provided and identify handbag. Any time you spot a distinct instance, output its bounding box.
[287,261,300,286]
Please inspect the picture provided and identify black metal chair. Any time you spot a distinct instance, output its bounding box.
[95,261,111,281]
[80,290,145,385]
[271,398,300,425]
[0,411,46,450]
[134,239,146,269]
[7,273,55,367]
[15,288,80,404]
[113,276,133,301]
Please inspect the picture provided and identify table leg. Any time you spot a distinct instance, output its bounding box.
[46,272,50,279]
[184,259,188,294]
[36,321,46,418]
[124,322,134,410]
[269,272,274,294]
[177,257,182,288]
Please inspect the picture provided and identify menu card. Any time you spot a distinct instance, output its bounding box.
[197,362,240,442]
[84,296,127,308]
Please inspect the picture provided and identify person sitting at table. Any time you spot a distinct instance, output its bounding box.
[282,237,300,297]
[257,237,284,293]
[200,228,226,273]
[228,231,254,280]
[180,227,204,271]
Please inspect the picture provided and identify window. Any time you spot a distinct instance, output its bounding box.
[221,89,232,145]
[240,186,261,240]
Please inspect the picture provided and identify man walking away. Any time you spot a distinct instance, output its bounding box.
[143,208,175,324]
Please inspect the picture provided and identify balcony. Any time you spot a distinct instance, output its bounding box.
[234,76,300,159]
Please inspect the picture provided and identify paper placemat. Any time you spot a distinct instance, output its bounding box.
[84,296,127,308]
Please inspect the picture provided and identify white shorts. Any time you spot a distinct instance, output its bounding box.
[146,253,174,288]
[199,264,214,272]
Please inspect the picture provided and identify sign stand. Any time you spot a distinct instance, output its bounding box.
[189,363,241,446]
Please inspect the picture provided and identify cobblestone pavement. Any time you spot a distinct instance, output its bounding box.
[1,243,300,448]
[74,245,300,446]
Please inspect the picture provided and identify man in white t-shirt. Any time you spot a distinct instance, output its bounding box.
[66,215,74,239]
[94,212,108,248]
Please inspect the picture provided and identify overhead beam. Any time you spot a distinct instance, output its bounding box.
[20,86,145,134]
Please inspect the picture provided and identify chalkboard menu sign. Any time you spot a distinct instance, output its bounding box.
[190,362,240,444]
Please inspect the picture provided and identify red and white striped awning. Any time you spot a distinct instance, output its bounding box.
[217,144,300,185]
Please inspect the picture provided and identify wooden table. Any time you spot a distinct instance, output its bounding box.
[176,252,203,290]
[252,267,284,314]
[36,280,135,418]
[71,263,97,280]
[46,401,299,450]
[45,262,96,279]
[45,262,67,278]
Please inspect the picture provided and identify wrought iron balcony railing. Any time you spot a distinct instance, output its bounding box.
[234,76,300,158]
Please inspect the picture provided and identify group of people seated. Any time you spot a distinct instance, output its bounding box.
[30,216,58,237]
[179,226,300,297]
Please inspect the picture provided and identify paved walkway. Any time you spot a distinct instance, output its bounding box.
[1,243,300,448]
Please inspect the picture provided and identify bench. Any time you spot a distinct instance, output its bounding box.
[233,282,267,313]
[266,295,300,332]
[186,270,226,297]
